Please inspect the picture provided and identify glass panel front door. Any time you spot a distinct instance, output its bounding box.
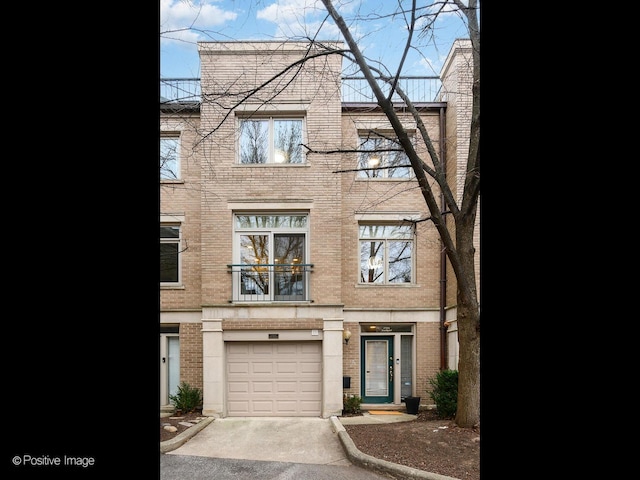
[361,336,394,403]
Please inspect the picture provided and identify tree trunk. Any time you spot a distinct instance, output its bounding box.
[452,214,480,428]
[454,300,480,428]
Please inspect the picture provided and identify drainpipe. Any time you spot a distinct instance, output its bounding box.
[439,106,447,370]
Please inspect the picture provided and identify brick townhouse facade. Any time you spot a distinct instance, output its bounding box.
[160,39,477,417]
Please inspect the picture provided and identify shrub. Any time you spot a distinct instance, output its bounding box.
[427,369,458,419]
[169,382,203,413]
[343,394,362,414]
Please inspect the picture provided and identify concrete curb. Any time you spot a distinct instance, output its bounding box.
[160,416,215,454]
[329,416,459,480]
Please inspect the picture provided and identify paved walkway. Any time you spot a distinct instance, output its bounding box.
[339,411,418,425]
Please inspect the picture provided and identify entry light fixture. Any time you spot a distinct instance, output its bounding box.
[343,329,352,345]
[368,155,380,168]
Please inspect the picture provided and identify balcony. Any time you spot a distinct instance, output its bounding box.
[160,76,442,104]
[227,263,313,303]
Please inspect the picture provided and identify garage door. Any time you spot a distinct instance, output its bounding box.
[226,341,322,416]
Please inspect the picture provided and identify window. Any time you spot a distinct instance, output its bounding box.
[238,117,305,164]
[357,133,412,178]
[359,224,413,284]
[233,214,309,301]
[160,225,181,284]
[160,135,180,180]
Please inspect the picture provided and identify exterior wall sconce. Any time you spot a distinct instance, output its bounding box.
[343,329,352,345]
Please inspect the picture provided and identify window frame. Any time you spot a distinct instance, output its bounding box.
[358,223,415,285]
[356,131,414,179]
[237,115,307,165]
[160,133,181,180]
[232,213,310,301]
[160,224,182,286]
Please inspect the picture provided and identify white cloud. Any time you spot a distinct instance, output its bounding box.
[257,0,324,24]
[160,0,238,45]
[257,0,338,39]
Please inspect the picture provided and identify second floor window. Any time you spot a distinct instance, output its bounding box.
[359,224,414,284]
[233,214,309,301]
[238,117,305,164]
[357,133,412,179]
[160,135,180,180]
[160,225,181,284]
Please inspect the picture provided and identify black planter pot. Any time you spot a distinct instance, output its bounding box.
[404,396,421,415]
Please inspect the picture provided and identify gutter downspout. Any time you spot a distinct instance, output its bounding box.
[439,106,448,370]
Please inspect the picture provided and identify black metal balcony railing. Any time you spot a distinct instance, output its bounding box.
[227,264,313,302]
[160,78,201,104]
[341,76,442,103]
[160,76,442,104]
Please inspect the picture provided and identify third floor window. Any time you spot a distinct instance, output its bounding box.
[160,135,180,180]
[238,117,305,164]
[357,133,412,179]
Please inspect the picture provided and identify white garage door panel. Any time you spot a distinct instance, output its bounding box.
[227,341,322,416]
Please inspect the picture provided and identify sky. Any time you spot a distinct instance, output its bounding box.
[160,0,473,79]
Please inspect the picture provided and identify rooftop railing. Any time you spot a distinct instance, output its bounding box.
[160,76,441,104]
[341,76,441,103]
[160,78,201,104]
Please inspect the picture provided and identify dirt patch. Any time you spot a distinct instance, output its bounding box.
[344,409,480,480]
[160,410,205,443]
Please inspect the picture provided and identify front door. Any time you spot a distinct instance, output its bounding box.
[160,334,180,406]
[361,336,394,403]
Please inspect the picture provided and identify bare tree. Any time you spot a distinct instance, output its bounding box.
[319,0,480,428]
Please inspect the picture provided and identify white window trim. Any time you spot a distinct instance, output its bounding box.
[236,115,307,165]
[160,222,182,287]
[232,212,310,302]
[356,131,415,180]
[160,133,181,181]
[358,222,416,285]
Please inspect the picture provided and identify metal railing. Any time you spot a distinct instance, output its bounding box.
[160,76,441,104]
[160,78,201,104]
[341,76,441,103]
[227,263,313,302]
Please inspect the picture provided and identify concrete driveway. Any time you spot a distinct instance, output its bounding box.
[165,417,350,466]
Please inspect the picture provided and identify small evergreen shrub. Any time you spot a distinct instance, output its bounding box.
[343,394,362,414]
[169,382,203,413]
[427,369,458,419]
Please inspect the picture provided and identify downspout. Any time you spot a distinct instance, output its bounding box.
[439,106,448,370]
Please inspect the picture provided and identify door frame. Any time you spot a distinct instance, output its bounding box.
[360,335,394,403]
[357,324,416,404]
[160,333,180,407]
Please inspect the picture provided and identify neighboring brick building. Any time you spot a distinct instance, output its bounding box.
[160,39,476,417]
